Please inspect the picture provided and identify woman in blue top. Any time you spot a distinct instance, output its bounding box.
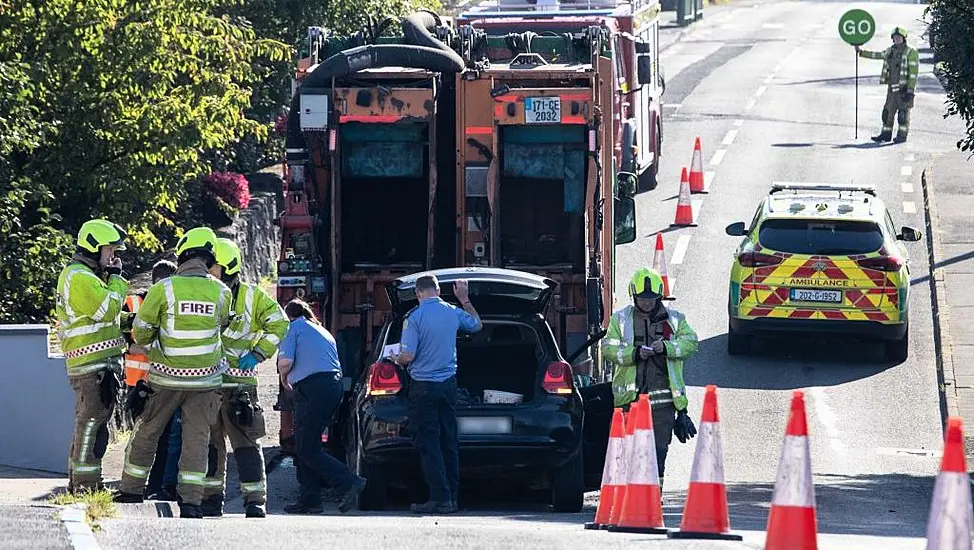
[278,299,366,514]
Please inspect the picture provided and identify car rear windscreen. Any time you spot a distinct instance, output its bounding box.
[758,219,884,255]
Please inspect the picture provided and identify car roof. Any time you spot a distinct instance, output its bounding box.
[761,183,885,222]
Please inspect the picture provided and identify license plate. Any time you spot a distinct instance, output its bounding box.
[524,96,561,124]
[790,288,842,303]
[458,416,512,435]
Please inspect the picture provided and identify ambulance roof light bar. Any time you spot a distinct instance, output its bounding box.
[769,183,877,197]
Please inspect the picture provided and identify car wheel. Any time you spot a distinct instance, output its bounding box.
[727,324,752,356]
[551,451,584,513]
[347,433,389,511]
[885,321,909,363]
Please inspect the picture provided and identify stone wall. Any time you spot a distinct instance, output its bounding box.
[216,182,282,284]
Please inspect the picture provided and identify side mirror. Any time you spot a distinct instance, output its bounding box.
[617,171,637,198]
[898,226,923,242]
[614,195,637,245]
[637,55,652,85]
[725,222,747,237]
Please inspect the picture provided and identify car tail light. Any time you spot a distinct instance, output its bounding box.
[737,251,783,268]
[543,361,573,395]
[368,361,402,396]
[856,255,904,272]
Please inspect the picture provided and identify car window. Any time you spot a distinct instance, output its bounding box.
[758,219,884,255]
[884,210,898,237]
[748,201,764,237]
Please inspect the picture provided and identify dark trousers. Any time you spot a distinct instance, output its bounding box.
[293,372,357,505]
[652,406,676,486]
[407,376,459,503]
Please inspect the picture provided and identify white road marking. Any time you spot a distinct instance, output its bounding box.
[722,130,739,146]
[692,199,704,218]
[734,119,744,127]
[901,165,913,177]
[905,153,916,162]
[762,23,784,29]
[763,74,775,84]
[671,235,692,265]
[903,201,917,214]
[61,504,102,550]
[704,171,716,190]
[755,86,767,97]
[710,149,727,166]
[901,182,914,193]
[876,447,942,458]
[808,387,846,456]
[745,98,757,110]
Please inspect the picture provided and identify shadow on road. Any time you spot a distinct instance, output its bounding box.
[832,141,895,150]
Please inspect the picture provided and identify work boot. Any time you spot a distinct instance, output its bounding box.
[146,486,179,502]
[179,504,203,519]
[245,504,267,518]
[871,131,892,142]
[200,495,224,517]
[113,492,144,504]
[893,132,908,144]
[337,476,367,513]
[410,500,458,515]
[283,501,323,515]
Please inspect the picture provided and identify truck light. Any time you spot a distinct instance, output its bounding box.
[588,129,597,152]
[329,129,336,151]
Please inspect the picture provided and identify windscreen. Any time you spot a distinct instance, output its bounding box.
[758,219,884,255]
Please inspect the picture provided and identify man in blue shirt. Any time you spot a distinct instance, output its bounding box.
[277,299,366,515]
[395,275,482,514]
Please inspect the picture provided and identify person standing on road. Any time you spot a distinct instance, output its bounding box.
[201,238,289,518]
[856,26,920,144]
[278,299,367,515]
[115,227,232,519]
[394,275,482,515]
[56,219,129,494]
[602,267,698,489]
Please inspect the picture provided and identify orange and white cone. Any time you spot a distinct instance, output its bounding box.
[925,417,973,549]
[609,394,669,534]
[669,385,742,541]
[765,390,818,550]
[672,167,697,227]
[585,409,626,530]
[652,233,671,298]
[689,137,709,194]
[607,407,636,528]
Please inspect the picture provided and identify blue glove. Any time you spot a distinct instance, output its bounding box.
[238,353,260,371]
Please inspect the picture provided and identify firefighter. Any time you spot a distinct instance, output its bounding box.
[56,219,129,493]
[856,27,920,144]
[602,267,698,487]
[201,238,288,519]
[115,227,232,519]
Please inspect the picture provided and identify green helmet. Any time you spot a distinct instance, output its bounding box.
[892,26,908,39]
[628,267,665,298]
[77,219,127,253]
[214,238,242,276]
[175,227,218,258]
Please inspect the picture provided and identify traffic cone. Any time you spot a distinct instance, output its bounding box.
[925,417,973,549]
[689,137,709,193]
[765,390,817,550]
[669,385,743,541]
[672,167,697,227]
[609,394,669,534]
[606,407,636,528]
[585,409,626,530]
[652,233,671,298]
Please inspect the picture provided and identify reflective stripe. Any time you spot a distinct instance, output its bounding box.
[179,471,206,486]
[240,481,266,494]
[263,334,281,346]
[204,479,225,487]
[604,338,622,346]
[72,463,101,474]
[162,327,219,340]
[78,420,95,463]
[616,349,624,364]
[91,291,120,322]
[224,286,255,340]
[125,295,141,313]
[163,342,220,356]
[61,321,116,339]
[133,317,154,330]
[124,462,150,479]
[163,279,177,335]
[628,428,660,485]
[689,422,724,484]
[264,312,285,324]
[770,435,814,507]
[124,358,150,371]
[673,343,681,356]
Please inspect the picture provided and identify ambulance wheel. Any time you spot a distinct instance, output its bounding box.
[727,324,751,356]
[348,437,388,510]
[885,322,909,363]
[551,451,584,513]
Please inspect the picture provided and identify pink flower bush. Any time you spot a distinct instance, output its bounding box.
[203,171,250,209]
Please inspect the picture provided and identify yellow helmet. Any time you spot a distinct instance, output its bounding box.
[175,227,218,258]
[77,219,127,253]
[628,267,665,298]
[214,238,242,276]
[892,26,908,39]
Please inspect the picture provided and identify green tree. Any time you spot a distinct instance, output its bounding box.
[928,0,974,151]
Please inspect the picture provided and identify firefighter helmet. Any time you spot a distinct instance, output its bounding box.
[214,238,242,276]
[175,227,218,258]
[77,219,127,253]
[628,267,665,298]
[892,26,908,39]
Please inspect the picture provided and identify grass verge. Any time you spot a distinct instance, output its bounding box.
[50,489,118,527]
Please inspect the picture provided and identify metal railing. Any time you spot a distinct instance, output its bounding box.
[461,0,659,15]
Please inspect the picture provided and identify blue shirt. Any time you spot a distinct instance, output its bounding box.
[401,297,482,382]
[278,317,342,386]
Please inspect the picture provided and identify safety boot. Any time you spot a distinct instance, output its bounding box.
[245,504,267,518]
[871,131,892,143]
[893,132,908,144]
[179,503,203,519]
[113,492,144,504]
[200,494,224,517]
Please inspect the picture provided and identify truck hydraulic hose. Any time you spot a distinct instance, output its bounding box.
[401,11,465,69]
[285,44,465,153]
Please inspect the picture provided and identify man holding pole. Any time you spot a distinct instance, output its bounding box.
[855,26,920,144]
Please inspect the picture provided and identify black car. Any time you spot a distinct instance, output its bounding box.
[343,267,613,512]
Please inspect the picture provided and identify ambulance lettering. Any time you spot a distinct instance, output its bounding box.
[788,278,848,287]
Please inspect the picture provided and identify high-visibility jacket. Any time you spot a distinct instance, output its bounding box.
[221,282,289,386]
[602,304,698,410]
[122,294,150,386]
[132,260,232,390]
[56,260,129,377]
[859,44,919,93]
